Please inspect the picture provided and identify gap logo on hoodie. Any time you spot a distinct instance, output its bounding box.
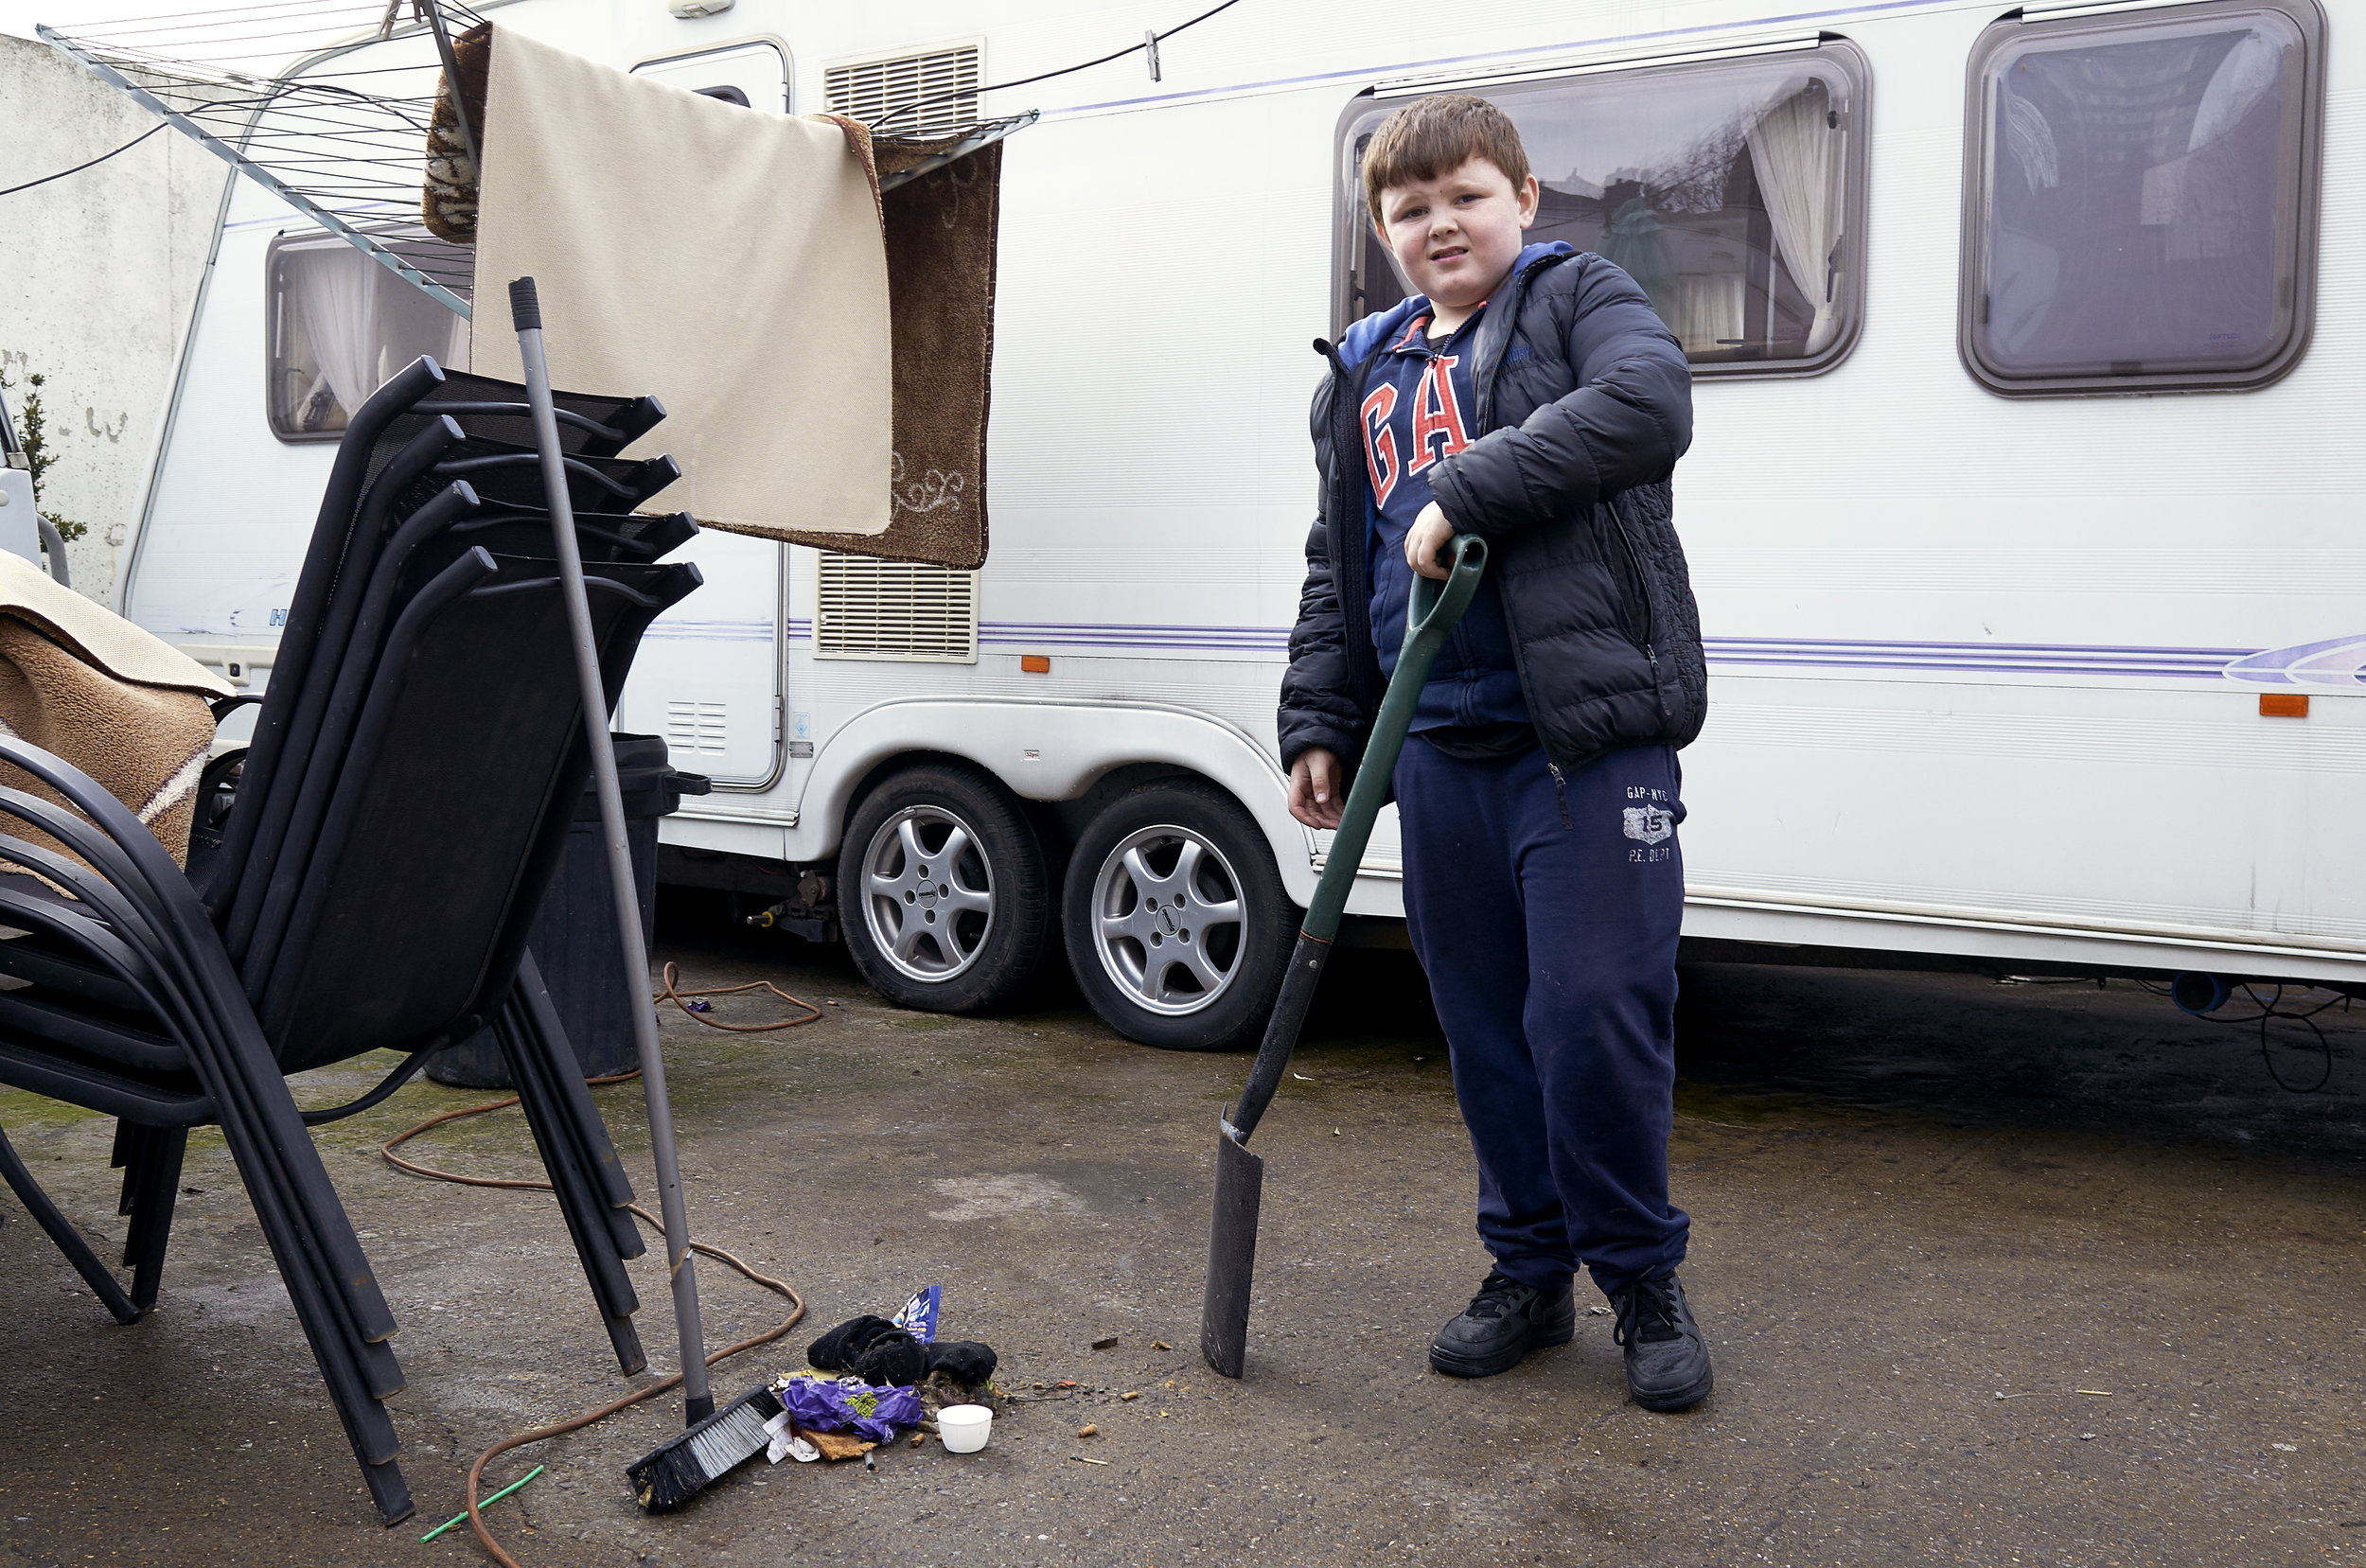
[1358,303,1527,736]
[1360,310,1476,510]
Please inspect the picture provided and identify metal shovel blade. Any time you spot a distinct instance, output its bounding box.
[1200,1111,1264,1380]
[1195,536,1490,1382]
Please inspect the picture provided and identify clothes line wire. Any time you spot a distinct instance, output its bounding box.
[0,122,168,198]
[867,0,1247,131]
[78,0,386,28]
[77,5,389,40]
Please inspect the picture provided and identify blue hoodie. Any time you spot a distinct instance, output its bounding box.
[1335,241,1573,740]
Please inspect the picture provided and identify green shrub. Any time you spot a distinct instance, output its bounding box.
[0,367,88,543]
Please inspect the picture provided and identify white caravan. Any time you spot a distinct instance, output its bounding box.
[118,0,2364,1049]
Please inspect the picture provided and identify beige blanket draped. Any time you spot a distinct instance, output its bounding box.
[467,24,894,539]
[0,554,229,868]
[428,23,999,568]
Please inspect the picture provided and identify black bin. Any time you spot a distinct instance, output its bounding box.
[427,733,709,1086]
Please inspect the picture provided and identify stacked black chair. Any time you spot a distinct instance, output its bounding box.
[0,356,699,1524]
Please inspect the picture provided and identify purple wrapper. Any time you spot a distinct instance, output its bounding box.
[777,1375,923,1444]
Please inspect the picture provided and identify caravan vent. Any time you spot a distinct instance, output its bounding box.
[815,555,979,662]
[823,44,980,137]
[667,699,728,753]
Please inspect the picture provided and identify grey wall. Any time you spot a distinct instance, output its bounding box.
[0,31,228,606]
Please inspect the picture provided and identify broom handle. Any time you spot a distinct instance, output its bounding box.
[509,277,715,1424]
[1227,533,1487,1144]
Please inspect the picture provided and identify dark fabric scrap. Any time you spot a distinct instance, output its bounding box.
[807,1313,905,1369]
[923,1340,998,1386]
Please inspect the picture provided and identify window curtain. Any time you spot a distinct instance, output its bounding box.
[288,246,383,422]
[1658,274,1746,355]
[1745,79,1845,356]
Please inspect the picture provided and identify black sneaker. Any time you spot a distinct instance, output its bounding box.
[1428,1269,1576,1378]
[1608,1271,1713,1411]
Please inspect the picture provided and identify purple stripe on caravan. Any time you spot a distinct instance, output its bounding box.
[1710,657,2235,678]
[645,619,775,642]
[979,621,1288,651]
[782,616,2272,677]
[2222,633,2366,689]
[957,626,2257,674]
[1709,637,2252,659]
[1703,638,2256,678]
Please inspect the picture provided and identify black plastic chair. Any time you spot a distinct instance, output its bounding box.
[0,545,697,1522]
[0,346,698,1521]
[197,358,667,926]
[176,374,696,1394]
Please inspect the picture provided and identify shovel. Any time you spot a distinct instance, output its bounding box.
[1202,532,1488,1379]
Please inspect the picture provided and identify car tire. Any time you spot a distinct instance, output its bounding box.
[839,763,1053,1014]
[1063,779,1295,1050]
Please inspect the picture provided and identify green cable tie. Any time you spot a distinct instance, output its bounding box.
[419,1464,545,1543]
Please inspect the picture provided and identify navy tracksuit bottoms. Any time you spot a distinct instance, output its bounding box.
[1392,735,1689,1296]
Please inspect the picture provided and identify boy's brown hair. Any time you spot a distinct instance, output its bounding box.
[1361,93,1531,225]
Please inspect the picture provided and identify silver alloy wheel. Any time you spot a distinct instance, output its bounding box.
[861,804,996,983]
[1089,824,1249,1016]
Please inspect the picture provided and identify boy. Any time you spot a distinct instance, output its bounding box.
[1278,95,1710,1409]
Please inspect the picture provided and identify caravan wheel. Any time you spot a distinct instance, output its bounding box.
[1063,781,1294,1051]
[839,765,1052,1013]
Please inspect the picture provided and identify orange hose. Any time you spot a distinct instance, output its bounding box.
[654,960,822,1032]
[380,964,821,1566]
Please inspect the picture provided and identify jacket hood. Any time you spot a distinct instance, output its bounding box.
[1335,240,1575,370]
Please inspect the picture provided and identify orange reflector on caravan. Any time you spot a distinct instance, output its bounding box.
[1020,655,1051,674]
[2259,693,2309,718]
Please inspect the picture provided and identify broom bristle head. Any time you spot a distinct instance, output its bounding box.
[627,1385,781,1511]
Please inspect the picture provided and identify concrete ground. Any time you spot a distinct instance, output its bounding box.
[2,894,2361,1568]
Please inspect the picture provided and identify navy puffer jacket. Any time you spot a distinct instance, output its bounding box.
[1278,243,1705,785]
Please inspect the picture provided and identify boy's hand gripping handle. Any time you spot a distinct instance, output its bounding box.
[1226,534,1487,1146]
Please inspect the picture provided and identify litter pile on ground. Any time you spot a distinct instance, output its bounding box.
[630,1285,1002,1507]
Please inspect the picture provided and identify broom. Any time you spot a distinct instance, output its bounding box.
[625,1383,783,1510]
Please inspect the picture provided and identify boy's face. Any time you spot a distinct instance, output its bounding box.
[1373,155,1540,313]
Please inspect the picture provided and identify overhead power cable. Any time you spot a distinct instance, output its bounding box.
[867,0,1246,132]
[0,122,168,198]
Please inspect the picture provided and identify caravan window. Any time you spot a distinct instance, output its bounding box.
[1960,1,2323,396]
[1337,43,1870,375]
[266,238,470,440]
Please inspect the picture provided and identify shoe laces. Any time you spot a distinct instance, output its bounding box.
[1612,1276,1684,1347]
[1462,1269,1531,1322]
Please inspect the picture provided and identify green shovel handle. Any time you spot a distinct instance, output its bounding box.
[1226,533,1487,1146]
[1301,532,1487,943]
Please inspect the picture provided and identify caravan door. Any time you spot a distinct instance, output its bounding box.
[612,41,793,788]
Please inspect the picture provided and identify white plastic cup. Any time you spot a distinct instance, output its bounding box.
[937,1403,993,1453]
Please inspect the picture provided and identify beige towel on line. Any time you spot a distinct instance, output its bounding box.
[0,553,230,870]
[468,23,894,540]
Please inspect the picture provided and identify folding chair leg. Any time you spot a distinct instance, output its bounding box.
[359,1454,414,1527]
[123,1125,187,1311]
[217,1101,413,1524]
[111,1119,136,1216]
[117,1122,151,1238]
[115,1123,183,1260]
[0,1122,141,1325]
[514,953,641,1220]
[498,1002,646,1375]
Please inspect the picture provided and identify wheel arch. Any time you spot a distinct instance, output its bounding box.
[782,700,1323,906]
